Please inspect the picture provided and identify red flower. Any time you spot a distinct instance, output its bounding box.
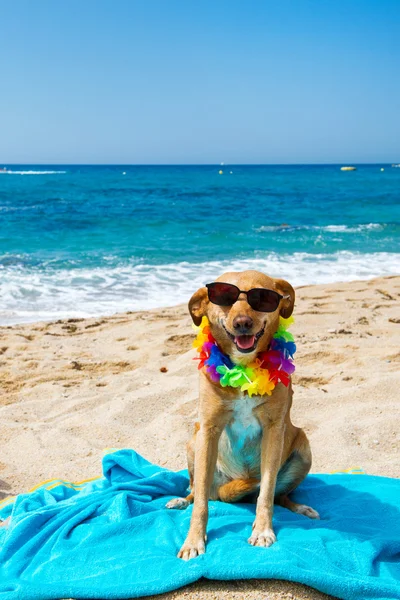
[269,368,290,387]
[194,347,211,370]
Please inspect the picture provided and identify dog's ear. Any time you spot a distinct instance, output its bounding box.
[188,287,208,326]
[274,278,295,318]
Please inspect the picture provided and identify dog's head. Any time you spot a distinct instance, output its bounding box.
[189,270,294,364]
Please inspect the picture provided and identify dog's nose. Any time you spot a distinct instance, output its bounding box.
[233,315,253,331]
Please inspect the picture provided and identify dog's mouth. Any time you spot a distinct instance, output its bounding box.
[223,324,265,354]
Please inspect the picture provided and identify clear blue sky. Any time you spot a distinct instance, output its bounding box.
[1,0,399,164]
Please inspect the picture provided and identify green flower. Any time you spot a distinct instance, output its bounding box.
[216,365,249,388]
[274,325,294,342]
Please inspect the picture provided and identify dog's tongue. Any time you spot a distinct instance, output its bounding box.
[235,335,256,350]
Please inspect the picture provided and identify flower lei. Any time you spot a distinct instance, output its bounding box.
[193,315,296,397]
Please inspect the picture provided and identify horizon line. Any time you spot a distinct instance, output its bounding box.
[1,162,398,167]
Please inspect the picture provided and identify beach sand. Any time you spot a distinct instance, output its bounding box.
[0,275,399,600]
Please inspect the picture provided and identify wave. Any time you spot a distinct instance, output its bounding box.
[0,251,399,325]
[0,205,42,213]
[255,223,385,233]
[2,170,66,175]
[322,224,383,233]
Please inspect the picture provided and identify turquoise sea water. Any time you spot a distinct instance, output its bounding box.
[0,164,399,323]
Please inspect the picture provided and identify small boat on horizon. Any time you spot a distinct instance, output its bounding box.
[340,166,357,171]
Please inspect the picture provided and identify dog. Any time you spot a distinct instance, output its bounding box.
[167,270,319,560]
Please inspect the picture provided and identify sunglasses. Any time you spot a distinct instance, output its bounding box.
[206,282,289,313]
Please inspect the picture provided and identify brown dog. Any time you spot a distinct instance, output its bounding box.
[167,270,319,560]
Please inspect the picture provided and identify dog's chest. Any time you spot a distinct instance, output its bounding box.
[229,395,262,441]
[217,394,262,479]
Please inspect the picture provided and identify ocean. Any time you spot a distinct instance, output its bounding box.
[0,164,399,324]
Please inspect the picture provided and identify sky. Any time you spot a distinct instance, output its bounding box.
[1,0,399,164]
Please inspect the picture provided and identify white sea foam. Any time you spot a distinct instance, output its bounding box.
[0,205,42,212]
[322,223,383,233]
[256,223,385,233]
[2,170,66,175]
[0,251,399,325]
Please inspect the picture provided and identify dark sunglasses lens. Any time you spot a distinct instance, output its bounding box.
[248,289,281,312]
[208,283,239,306]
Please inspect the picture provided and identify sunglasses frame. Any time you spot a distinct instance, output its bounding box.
[206,282,290,313]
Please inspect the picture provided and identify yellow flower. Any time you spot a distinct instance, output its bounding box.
[198,316,210,331]
[192,316,211,349]
[192,332,209,350]
[241,379,259,397]
[253,369,276,396]
[258,376,276,396]
[279,315,294,330]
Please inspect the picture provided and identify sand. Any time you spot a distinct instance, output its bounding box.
[0,275,399,600]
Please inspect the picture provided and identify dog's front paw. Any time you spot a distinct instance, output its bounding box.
[248,527,276,548]
[177,536,206,560]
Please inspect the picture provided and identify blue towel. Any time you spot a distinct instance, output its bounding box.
[0,449,399,600]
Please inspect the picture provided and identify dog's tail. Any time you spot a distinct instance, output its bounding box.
[218,478,259,503]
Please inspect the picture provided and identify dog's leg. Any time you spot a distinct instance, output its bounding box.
[166,423,198,510]
[276,494,319,519]
[177,421,224,560]
[275,430,319,519]
[248,420,284,547]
